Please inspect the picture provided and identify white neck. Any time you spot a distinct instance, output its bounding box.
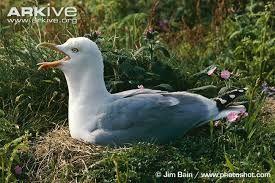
[63,62,111,137]
[65,69,110,104]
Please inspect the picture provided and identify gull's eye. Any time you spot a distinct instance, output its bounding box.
[71,48,79,53]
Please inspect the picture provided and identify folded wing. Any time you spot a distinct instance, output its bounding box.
[94,91,219,143]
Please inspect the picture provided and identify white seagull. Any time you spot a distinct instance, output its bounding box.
[37,37,246,145]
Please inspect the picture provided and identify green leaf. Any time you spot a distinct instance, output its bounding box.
[188,85,218,98]
[224,154,235,172]
[155,46,170,58]
[229,30,241,40]
[42,80,54,84]
[153,84,173,91]
[218,86,231,95]
[192,65,217,78]
[247,127,257,140]
[209,121,214,140]
[145,72,159,77]
[0,110,4,117]
[134,46,149,57]
[120,62,134,77]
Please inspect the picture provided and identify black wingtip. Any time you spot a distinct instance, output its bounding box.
[214,88,248,110]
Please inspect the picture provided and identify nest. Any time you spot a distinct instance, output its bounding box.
[26,125,109,182]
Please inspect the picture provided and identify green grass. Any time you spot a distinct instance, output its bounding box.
[0,0,274,182]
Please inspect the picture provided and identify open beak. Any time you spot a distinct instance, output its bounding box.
[36,42,70,70]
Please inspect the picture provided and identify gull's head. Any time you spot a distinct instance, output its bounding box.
[37,37,103,73]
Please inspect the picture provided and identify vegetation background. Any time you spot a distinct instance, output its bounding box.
[0,0,274,182]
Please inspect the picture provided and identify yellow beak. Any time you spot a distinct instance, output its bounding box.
[36,42,69,70]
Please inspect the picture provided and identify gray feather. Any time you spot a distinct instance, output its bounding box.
[93,91,219,144]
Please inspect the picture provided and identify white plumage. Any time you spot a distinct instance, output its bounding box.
[37,37,245,145]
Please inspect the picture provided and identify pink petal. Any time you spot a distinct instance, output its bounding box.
[227,112,239,122]
[220,70,231,80]
[14,165,22,175]
[95,30,101,36]
[207,66,217,76]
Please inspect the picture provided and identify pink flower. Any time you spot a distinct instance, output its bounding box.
[220,70,231,80]
[95,30,101,36]
[207,66,217,76]
[226,112,239,122]
[14,165,22,175]
[226,108,248,123]
[138,85,144,89]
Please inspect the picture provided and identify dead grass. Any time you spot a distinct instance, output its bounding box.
[25,125,110,182]
[262,97,275,123]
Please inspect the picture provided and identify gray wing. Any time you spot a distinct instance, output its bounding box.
[95,92,219,137]
[113,88,168,98]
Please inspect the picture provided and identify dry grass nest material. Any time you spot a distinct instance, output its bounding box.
[262,97,275,122]
[26,126,113,182]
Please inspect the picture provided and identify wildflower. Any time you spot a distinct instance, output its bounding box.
[220,70,231,80]
[226,108,248,123]
[84,30,101,41]
[138,85,144,89]
[158,19,169,32]
[226,112,239,122]
[14,165,22,175]
[207,66,217,76]
[91,30,102,40]
[94,30,101,36]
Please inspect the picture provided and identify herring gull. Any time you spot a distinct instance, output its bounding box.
[37,37,246,145]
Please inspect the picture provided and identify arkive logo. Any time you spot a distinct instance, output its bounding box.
[6,6,78,24]
[7,7,77,17]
